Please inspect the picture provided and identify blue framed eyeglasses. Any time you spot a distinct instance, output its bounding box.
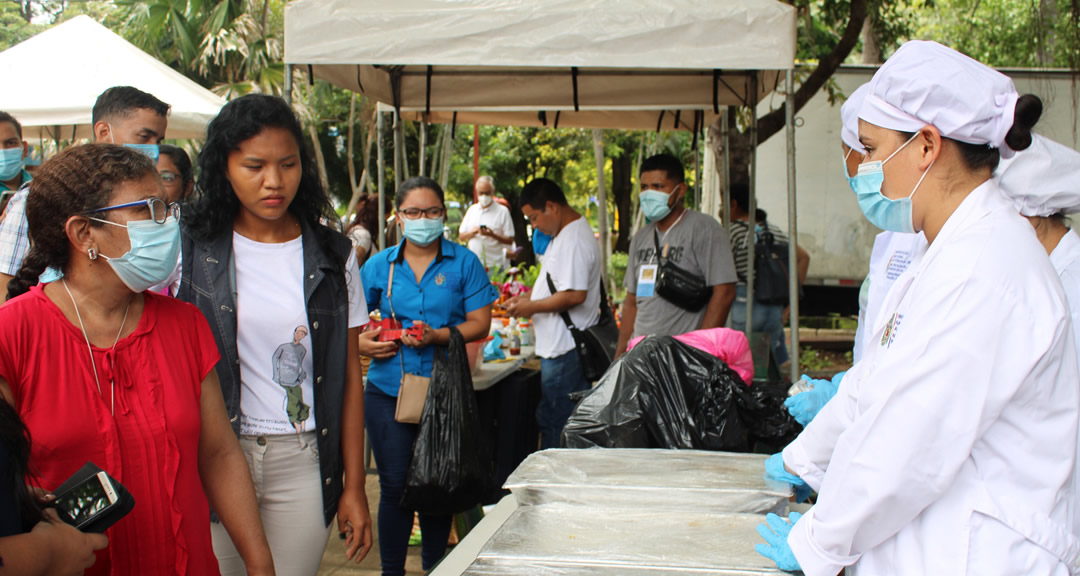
[84,198,180,225]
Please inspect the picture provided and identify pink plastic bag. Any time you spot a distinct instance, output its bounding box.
[626,328,754,385]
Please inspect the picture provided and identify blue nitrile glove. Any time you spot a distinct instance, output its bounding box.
[765,453,812,503]
[784,373,843,427]
[755,511,803,572]
[483,333,505,361]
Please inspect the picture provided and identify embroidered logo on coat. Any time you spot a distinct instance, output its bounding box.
[435,273,446,286]
[881,313,903,348]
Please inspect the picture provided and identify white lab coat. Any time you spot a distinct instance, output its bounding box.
[1051,230,1080,536]
[783,180,1080,575]
[852,231,927,363]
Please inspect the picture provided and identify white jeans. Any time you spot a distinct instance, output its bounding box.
[211,431,330,576]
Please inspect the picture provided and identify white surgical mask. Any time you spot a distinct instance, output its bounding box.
[479,194,494,208]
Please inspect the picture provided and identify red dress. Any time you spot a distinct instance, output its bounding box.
[0,286,222,575]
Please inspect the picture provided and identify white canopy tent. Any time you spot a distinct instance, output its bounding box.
[0,15,226,141]
[284,0,803,380]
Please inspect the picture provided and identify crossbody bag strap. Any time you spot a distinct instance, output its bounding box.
[546,273,577,330]
[653,229,665,264]
[389,262,408,377]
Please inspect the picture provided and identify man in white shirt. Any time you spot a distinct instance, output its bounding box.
[506,178,601,449]
[458,175,515,271]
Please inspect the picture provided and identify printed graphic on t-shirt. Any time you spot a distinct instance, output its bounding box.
[272,325,311,435]
[634,244,687,266]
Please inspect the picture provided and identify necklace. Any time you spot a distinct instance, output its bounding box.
[62,279,131,416]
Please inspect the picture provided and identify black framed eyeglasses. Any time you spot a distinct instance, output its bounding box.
[84,198,180,224]
[399,207,445,220]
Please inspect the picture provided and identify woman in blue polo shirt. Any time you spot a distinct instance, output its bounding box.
[359,176,497,576]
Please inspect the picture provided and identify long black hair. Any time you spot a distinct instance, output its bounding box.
[0,400,45,532]
[7,144,157,300]
[184,94,339,252]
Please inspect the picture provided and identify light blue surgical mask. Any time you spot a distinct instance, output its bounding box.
[106,124,160,162]
[532,228,552,256]
[92,216,182,292]
[0,148,25,182]
[124,143,160,163]
[402,217,444,247]
[852,133,933,234]
[841,148,858,193]
[640,190,674,222]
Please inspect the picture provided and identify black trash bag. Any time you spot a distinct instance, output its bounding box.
[740,379,803,452]
[401,327,490,515]
[562,336,801,451]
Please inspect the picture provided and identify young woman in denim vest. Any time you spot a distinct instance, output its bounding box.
[179,94,373,574]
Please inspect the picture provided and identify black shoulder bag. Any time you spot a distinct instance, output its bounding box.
[546,273,619,381]
[653,230,712,312]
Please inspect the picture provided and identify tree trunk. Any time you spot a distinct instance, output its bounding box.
[861,12,881,64]
[1036,0,1058,66]
[307,123,330,199]
[611,149,633,253]
[347,93,358,193]
[438,124,453,191]
[363,111,376,195]
[592,129,610,284]
[723,0,868,186]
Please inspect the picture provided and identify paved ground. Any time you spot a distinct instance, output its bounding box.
[316,474,425,576]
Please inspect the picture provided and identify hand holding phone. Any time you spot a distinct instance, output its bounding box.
[53,471,120,531]
[48,463,134,534]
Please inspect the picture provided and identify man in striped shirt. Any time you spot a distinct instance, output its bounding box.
[725,182,810,366]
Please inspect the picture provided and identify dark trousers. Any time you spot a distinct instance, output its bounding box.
[365,386,452,575]
[537,350,590,449]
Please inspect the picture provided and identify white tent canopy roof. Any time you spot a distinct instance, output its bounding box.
[0,16,226,141]
[285,0,795,113]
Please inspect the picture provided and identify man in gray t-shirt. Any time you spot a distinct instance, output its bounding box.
[616,154,738,357]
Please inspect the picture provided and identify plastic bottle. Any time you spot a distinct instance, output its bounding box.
[787,378,814,397]
[509,318,521,355]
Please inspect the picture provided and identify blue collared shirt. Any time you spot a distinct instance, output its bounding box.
[360,238,498,396]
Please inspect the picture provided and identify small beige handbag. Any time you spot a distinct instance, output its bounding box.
[388,262,429,424]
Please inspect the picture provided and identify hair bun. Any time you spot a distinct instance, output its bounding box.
[1004,94,1043,152]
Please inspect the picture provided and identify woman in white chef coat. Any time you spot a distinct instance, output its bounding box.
[756,40,1080,575]
[998,134,1080,536]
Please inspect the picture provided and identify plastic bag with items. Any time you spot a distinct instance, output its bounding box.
[562,336,800,451]
[401,327,491,515]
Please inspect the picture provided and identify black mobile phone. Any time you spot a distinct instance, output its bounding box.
[53,471,121,530]
[480,224,489,230]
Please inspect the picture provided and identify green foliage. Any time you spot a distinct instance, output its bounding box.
[0,4,43,51]
[517,263,542,289]
[913,0,1080,68]
[609,251,629,286]
[799,347,832,372]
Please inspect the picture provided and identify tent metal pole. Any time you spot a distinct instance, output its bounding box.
[393,111,402,191]
[419,121,427,177]
[785,68,800,383]
[378,111,386,251]
[284,64,293,107]
[746,73,758,347]
[722,108,732,230]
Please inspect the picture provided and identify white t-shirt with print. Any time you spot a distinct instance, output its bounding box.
[531,216,601,358]
[234,232,367,436]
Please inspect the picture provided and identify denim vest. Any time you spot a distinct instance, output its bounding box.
[177,219,352,526]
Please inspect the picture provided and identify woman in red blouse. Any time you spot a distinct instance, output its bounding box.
[0,144,275,575]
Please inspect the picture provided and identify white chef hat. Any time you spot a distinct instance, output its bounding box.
[997,134,1080,217]
[840,83,869,154]
[860,40,1021,157]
